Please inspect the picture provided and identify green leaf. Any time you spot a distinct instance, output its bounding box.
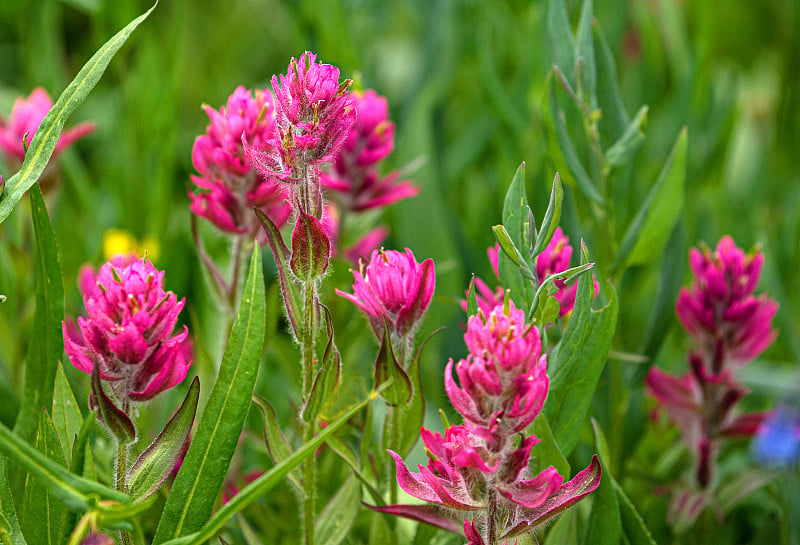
[582,419,621,545]
[604,106,648,168]
[547,0,576,85]
[13,184,64,444]
[159,392,376,545]
[0,3,157,225]
[290,210,331,281]
[545,508,578,545]
[531,173,564,258]
[616,127,688,268]
[529,414,570,477]
[19,412,67,545]
[614,480,657,545]
[575,0,596,108]
[502,163,533,254]
[0,420,127,512]
[51,362,83,467]
[153,245,266,544]
[251,394,301,491]
[0,458,27,545]
[548,78,603,203]
[374,319,411,407]
[494,225,535,312]
[128,377,200,500]
[545,244,618,456]
[466,276,478,317]
[91,366,135,444]
[315,474,362,545]
[593,20,630,142]
[324,436,384,506]
[303,305,341,423]
[255,208,302,339]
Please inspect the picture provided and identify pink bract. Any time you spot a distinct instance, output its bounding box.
[63,259,192,402]
[0,87,94,165]
[336,248,435,340]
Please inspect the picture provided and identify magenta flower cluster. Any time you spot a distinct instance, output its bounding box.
[0,87,94,166]
[388,301,600,541]
[467,227,583,318]
[189,86,290,236]
[646,236,777,522]
[336,248,435,343]
[63,258,192,403]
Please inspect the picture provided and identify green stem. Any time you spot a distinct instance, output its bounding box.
[115,441,133,545]
[301,279,318,545]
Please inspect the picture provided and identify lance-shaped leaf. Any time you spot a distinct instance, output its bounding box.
[303,305,341,423]
[20,412,67,545]
[0,458,26,545]
[314,473,362,545]
[251,395,302,491]
[528,260,594,322]
[255,208,302,339]
[502,455,602,539]
[290,209,331,282]
[502,163,534,254]
[51,361,83,467]
[545,243,618,456]
[574,0,597,107]
[128,377,200,500]
[0,3,157,224]
[494,225,536,312]
[465,276,479,317]
[604,106,648,168]
[324,436,384,506]
[14,184,64,444]
[374,318,412,407]
[548,77,603,203]
[531,173,564,258]
[582,420,621,545]
[615,128,687,269]
[547,0,577,86]
[158,391,376,545]
[365,504,462,535]
[90,366,135,444]
[593,21,630,144]
[152,246,266,544]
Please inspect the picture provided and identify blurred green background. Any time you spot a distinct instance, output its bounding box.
[0,0,799,540]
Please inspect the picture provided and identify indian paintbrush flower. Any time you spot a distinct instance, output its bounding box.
[63,258,192,404]
[189,86,291,236]
[0,87,95,167]
[336,248,435,345]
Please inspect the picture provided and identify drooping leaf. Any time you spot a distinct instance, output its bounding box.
[546,244,618,456]
[128,377,200,500]
[315,474,362,545]
[582,420,621,545]
[51,361,83,466]
[251,394,301,491]
[153,246,266,544]
[158,392,376,545]
[19,412,68,545]
[616,127,688,268]
[374,319,411,407]
[0,3,157,224]
[14,184,64,444]
[255,208,302,338]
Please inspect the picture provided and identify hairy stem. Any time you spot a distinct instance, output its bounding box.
[301,279,318,545]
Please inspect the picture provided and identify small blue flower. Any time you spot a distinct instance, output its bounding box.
[751,405,800,467]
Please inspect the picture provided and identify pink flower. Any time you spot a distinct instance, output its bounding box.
[321,90,418,212]
[536,228,580,316]
[63,259,192,402]
[676,236,778,368]
[189,86,291,236]
[0,87,95,165]
[336,248,435,340]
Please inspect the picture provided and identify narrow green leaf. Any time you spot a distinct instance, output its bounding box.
[546,508,578,545]
[0,458,27,545]
[548,78,603,203]
[303,305,341,423]
[529,414,570,477]
[0,421,127,511]
[324,436,384,506]
[501,163,532,254]
[315,474,362,545]
[492,225,523,267]
[533,293,561,326]
[374,319,412,407]
[466,276,478,317]
[582,420,621,545]
[613,480,657,545]
[255,208,302,338]
[51,362,83,467]
[91,366,135,444]
[251,394,302,491]
[0,3,157,224]
[616,127,688,268]
[547,0,576,85]
[20,412,67,545]
[14,184,64,444]
[159,392,376,545]
[128,377,200,500]
[575,0,597,107]
[604,105,648,168]
[153,246,266,544]
[545,245,618,456]
[531,173,564,258]
[593,21,630,143]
